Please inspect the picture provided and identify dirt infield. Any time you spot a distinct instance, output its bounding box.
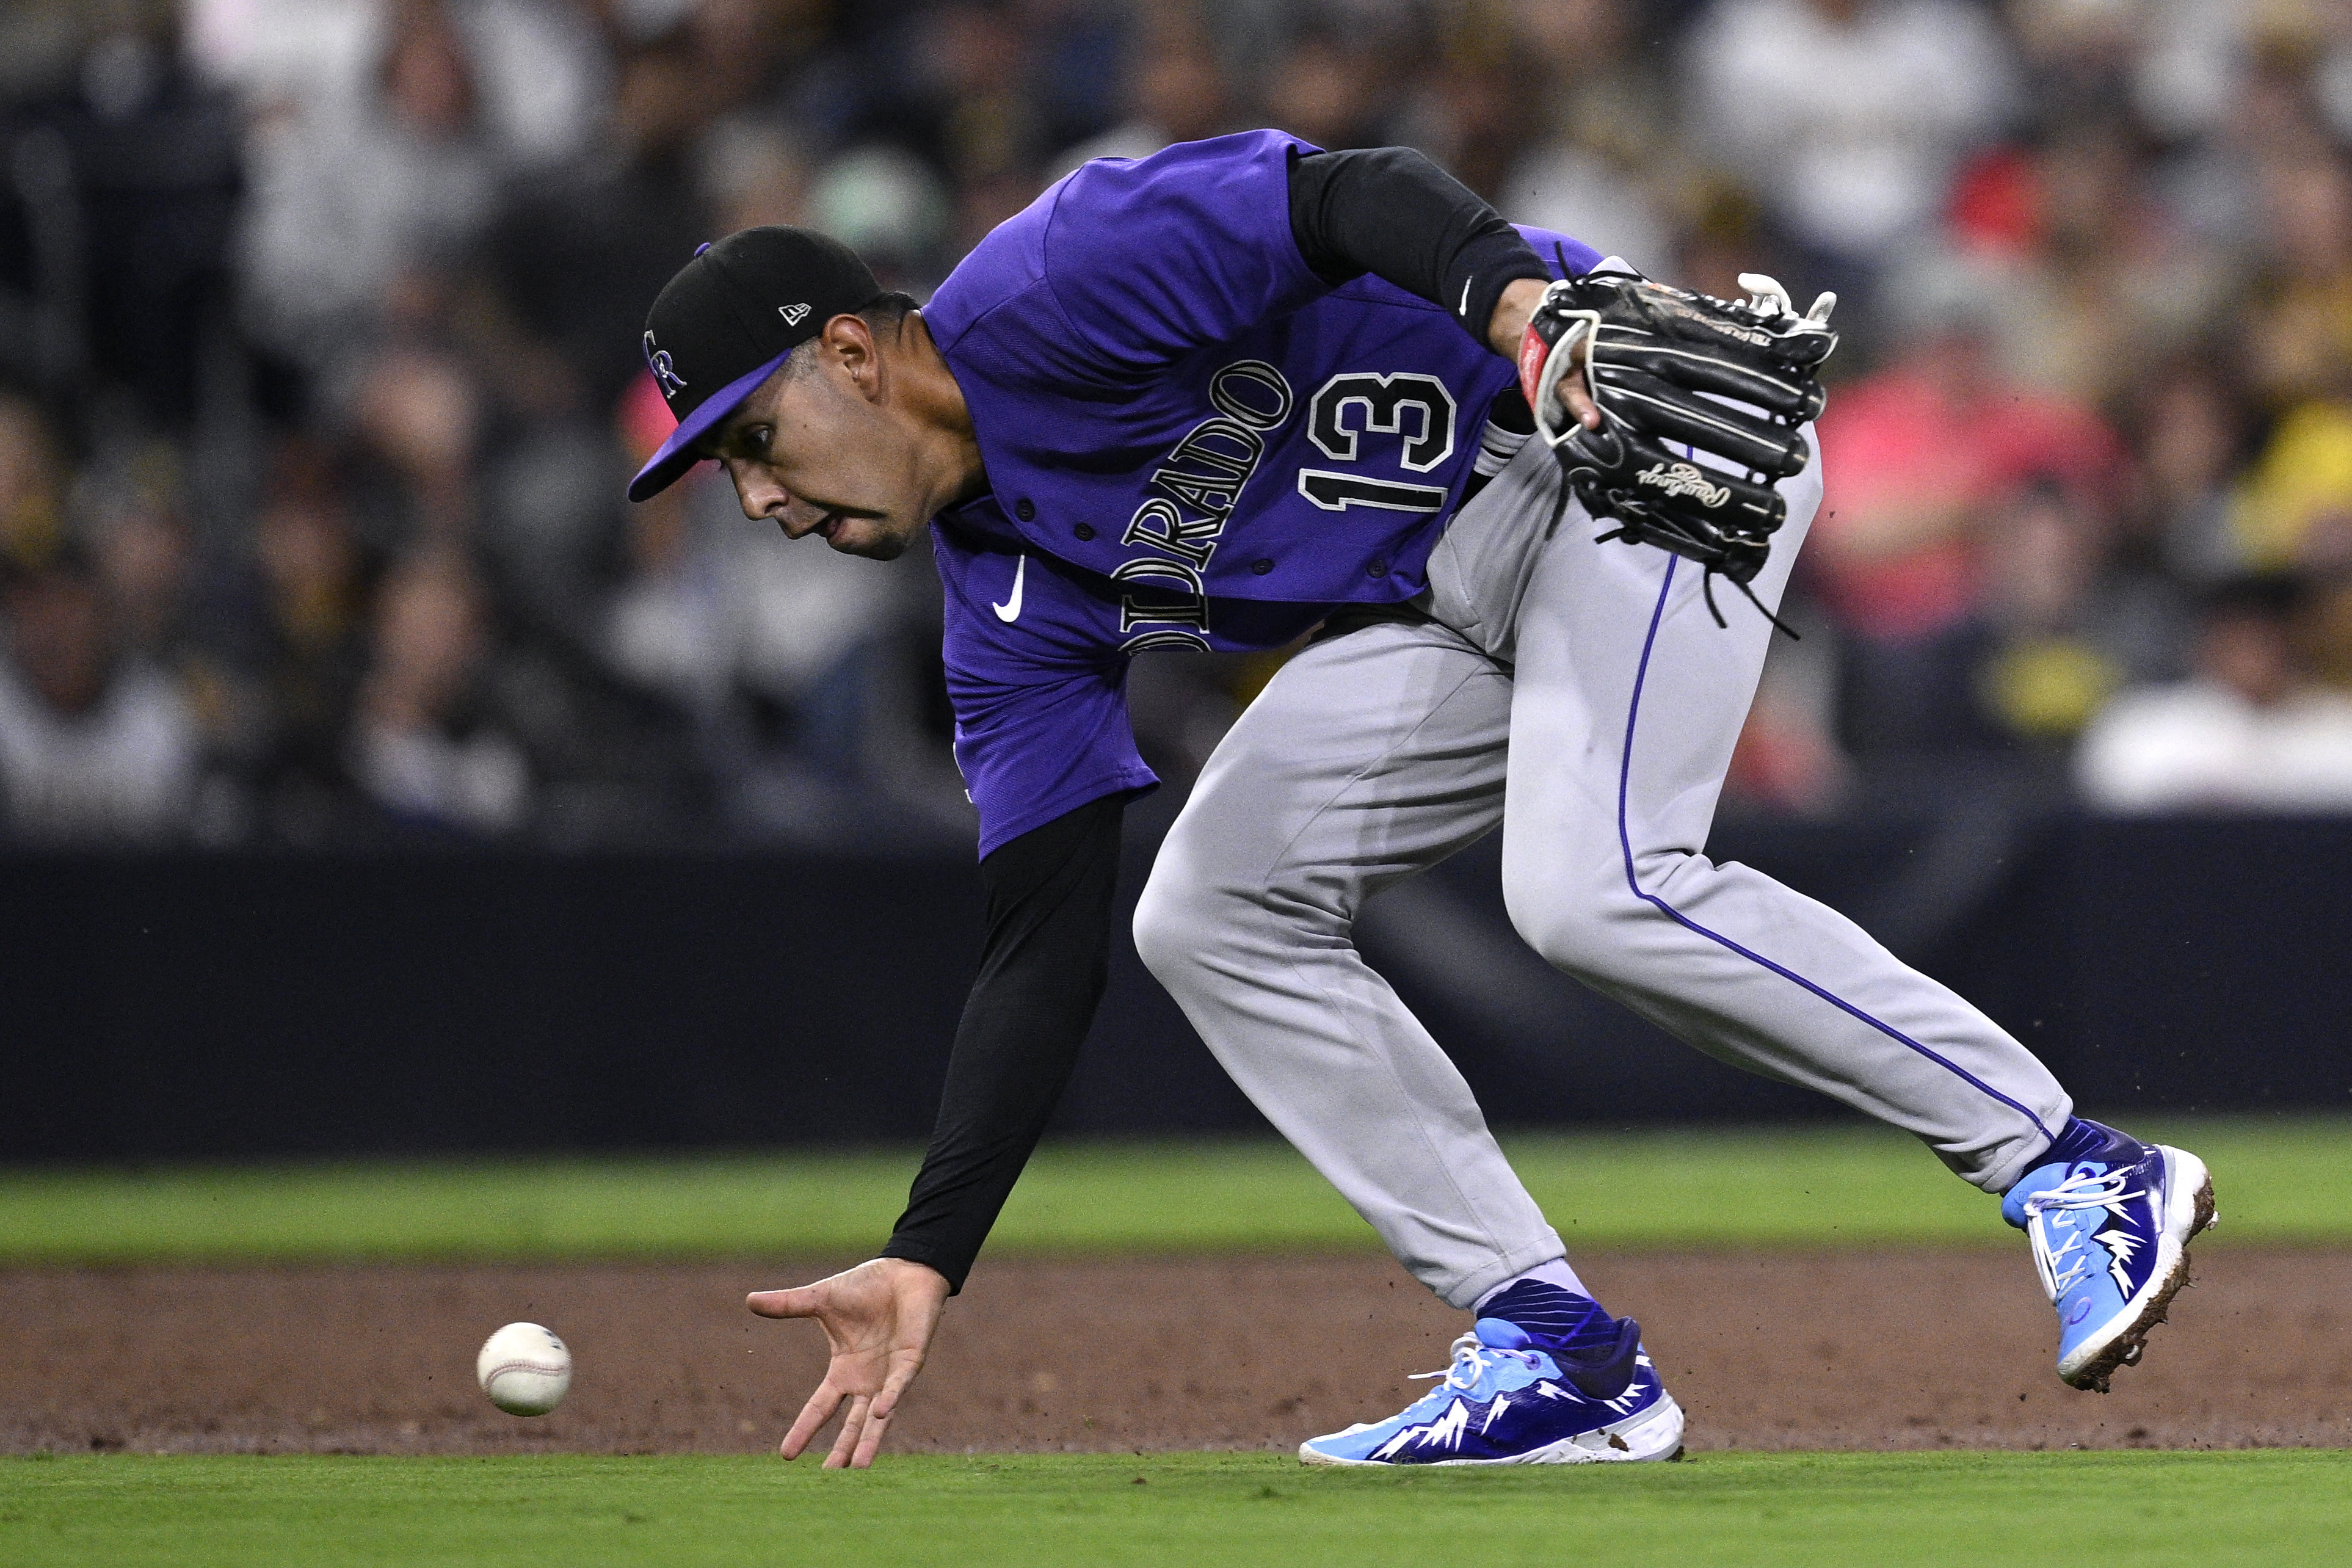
[5,1250,2345,1456]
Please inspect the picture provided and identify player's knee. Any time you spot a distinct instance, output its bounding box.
[1501,861,1652,981]
[1136,848,1341,990]
[1132,861,1219,987]
[1504,899,1616,979]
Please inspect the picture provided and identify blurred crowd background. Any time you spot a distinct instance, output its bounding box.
[9,0,2352,851]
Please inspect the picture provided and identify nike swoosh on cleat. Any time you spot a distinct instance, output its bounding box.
[992,554,1026,622]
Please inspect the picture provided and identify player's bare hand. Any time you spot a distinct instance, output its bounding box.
[1489,277,1600,432]
[749,1257,950,1468]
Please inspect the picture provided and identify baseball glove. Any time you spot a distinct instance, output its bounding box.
[1517,263,1837,631]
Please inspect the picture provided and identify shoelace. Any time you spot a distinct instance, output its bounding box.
[1406,1333,1541,1396]
[2020,1167,2145,1302]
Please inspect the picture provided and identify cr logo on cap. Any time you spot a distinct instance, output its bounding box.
[642,332,688,396]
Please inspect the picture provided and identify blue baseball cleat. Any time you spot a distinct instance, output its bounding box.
[2002,1122,2216,1393]
[1298,1293,1683,1466]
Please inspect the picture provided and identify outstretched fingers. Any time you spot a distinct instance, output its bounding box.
[845,1357,923,1469]
[747,1285,822,1319]
[751,1260,949,1469]
[780,1380,845,1461]
[825,1395,872,1469]
[848,1403,894,1469]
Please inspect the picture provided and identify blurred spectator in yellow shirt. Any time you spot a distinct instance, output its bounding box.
[0,393,65,572]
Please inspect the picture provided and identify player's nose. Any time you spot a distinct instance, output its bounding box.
[726,462,792,524]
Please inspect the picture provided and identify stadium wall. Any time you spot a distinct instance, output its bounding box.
[6,817,2348,1160]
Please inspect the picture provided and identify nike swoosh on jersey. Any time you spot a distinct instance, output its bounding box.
[992,554,1026,622]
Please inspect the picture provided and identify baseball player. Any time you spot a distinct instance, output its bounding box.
[625,131,2215,1468]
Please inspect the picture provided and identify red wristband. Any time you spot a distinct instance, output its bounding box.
[1516,320,1553,411]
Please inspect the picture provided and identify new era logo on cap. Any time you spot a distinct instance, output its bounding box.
[780,302,811,325]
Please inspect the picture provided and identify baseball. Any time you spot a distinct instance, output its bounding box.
[476,1322,572,1417]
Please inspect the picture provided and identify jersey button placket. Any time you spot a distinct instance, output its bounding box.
[1015,499,1036,521]
[1367,557,1388,578]
[1073,523,1095,540]
[1250,559,1273,575]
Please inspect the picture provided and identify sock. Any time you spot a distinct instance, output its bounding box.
[1473,1258,1588,1310]
[2020,1117,2145,1183]
[1470,1276,1620,1359]
[2000,1116,2146,1227]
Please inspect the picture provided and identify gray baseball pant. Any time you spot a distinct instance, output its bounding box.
[1131,435,2072,1310]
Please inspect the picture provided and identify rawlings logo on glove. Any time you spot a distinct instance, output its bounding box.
[1636,462,1732,509]
[1517,261,1836,632]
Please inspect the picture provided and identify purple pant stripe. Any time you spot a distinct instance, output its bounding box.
[1612,557,2053,1139]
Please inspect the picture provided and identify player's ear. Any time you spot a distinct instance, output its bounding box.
[824,313,885,404]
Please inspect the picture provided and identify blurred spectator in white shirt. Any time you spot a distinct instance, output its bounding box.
[238,0,498,375]
[2078,573,2352,811]
[1685,0,2018,270]
[233,0,606,380]
[0,553,196,843]
[188,0,608,158]
[2129,0,2352,148]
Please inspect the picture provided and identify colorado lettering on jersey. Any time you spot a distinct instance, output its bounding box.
[917,131,1602,855]
[1116,359,1296,653]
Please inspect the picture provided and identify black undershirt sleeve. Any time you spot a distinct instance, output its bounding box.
[879,793,1126,1293]
[1287,145,1555,349]
[876,156,1536,1291]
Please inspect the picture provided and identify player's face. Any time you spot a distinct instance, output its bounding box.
[705,324,929,561]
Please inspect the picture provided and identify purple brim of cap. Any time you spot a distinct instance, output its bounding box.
[626,347,795,502]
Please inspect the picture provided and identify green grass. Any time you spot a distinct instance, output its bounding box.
[3,1451,2347,1567]
[1,1117,2344,1265]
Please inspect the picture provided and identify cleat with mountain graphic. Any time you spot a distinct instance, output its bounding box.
[2003,1136,2215,1393]
[1298,1310,1683,1467]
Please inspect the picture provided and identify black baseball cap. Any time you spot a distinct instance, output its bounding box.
[627,226,884,502]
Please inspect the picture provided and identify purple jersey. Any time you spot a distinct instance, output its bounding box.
[924,131,1599,854]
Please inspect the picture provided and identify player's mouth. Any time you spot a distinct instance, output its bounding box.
[811,504,898,554]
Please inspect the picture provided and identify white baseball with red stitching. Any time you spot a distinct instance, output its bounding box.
[477,1322,572,1417]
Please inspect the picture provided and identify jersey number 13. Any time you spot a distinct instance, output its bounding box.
[1297,372,1457,514]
